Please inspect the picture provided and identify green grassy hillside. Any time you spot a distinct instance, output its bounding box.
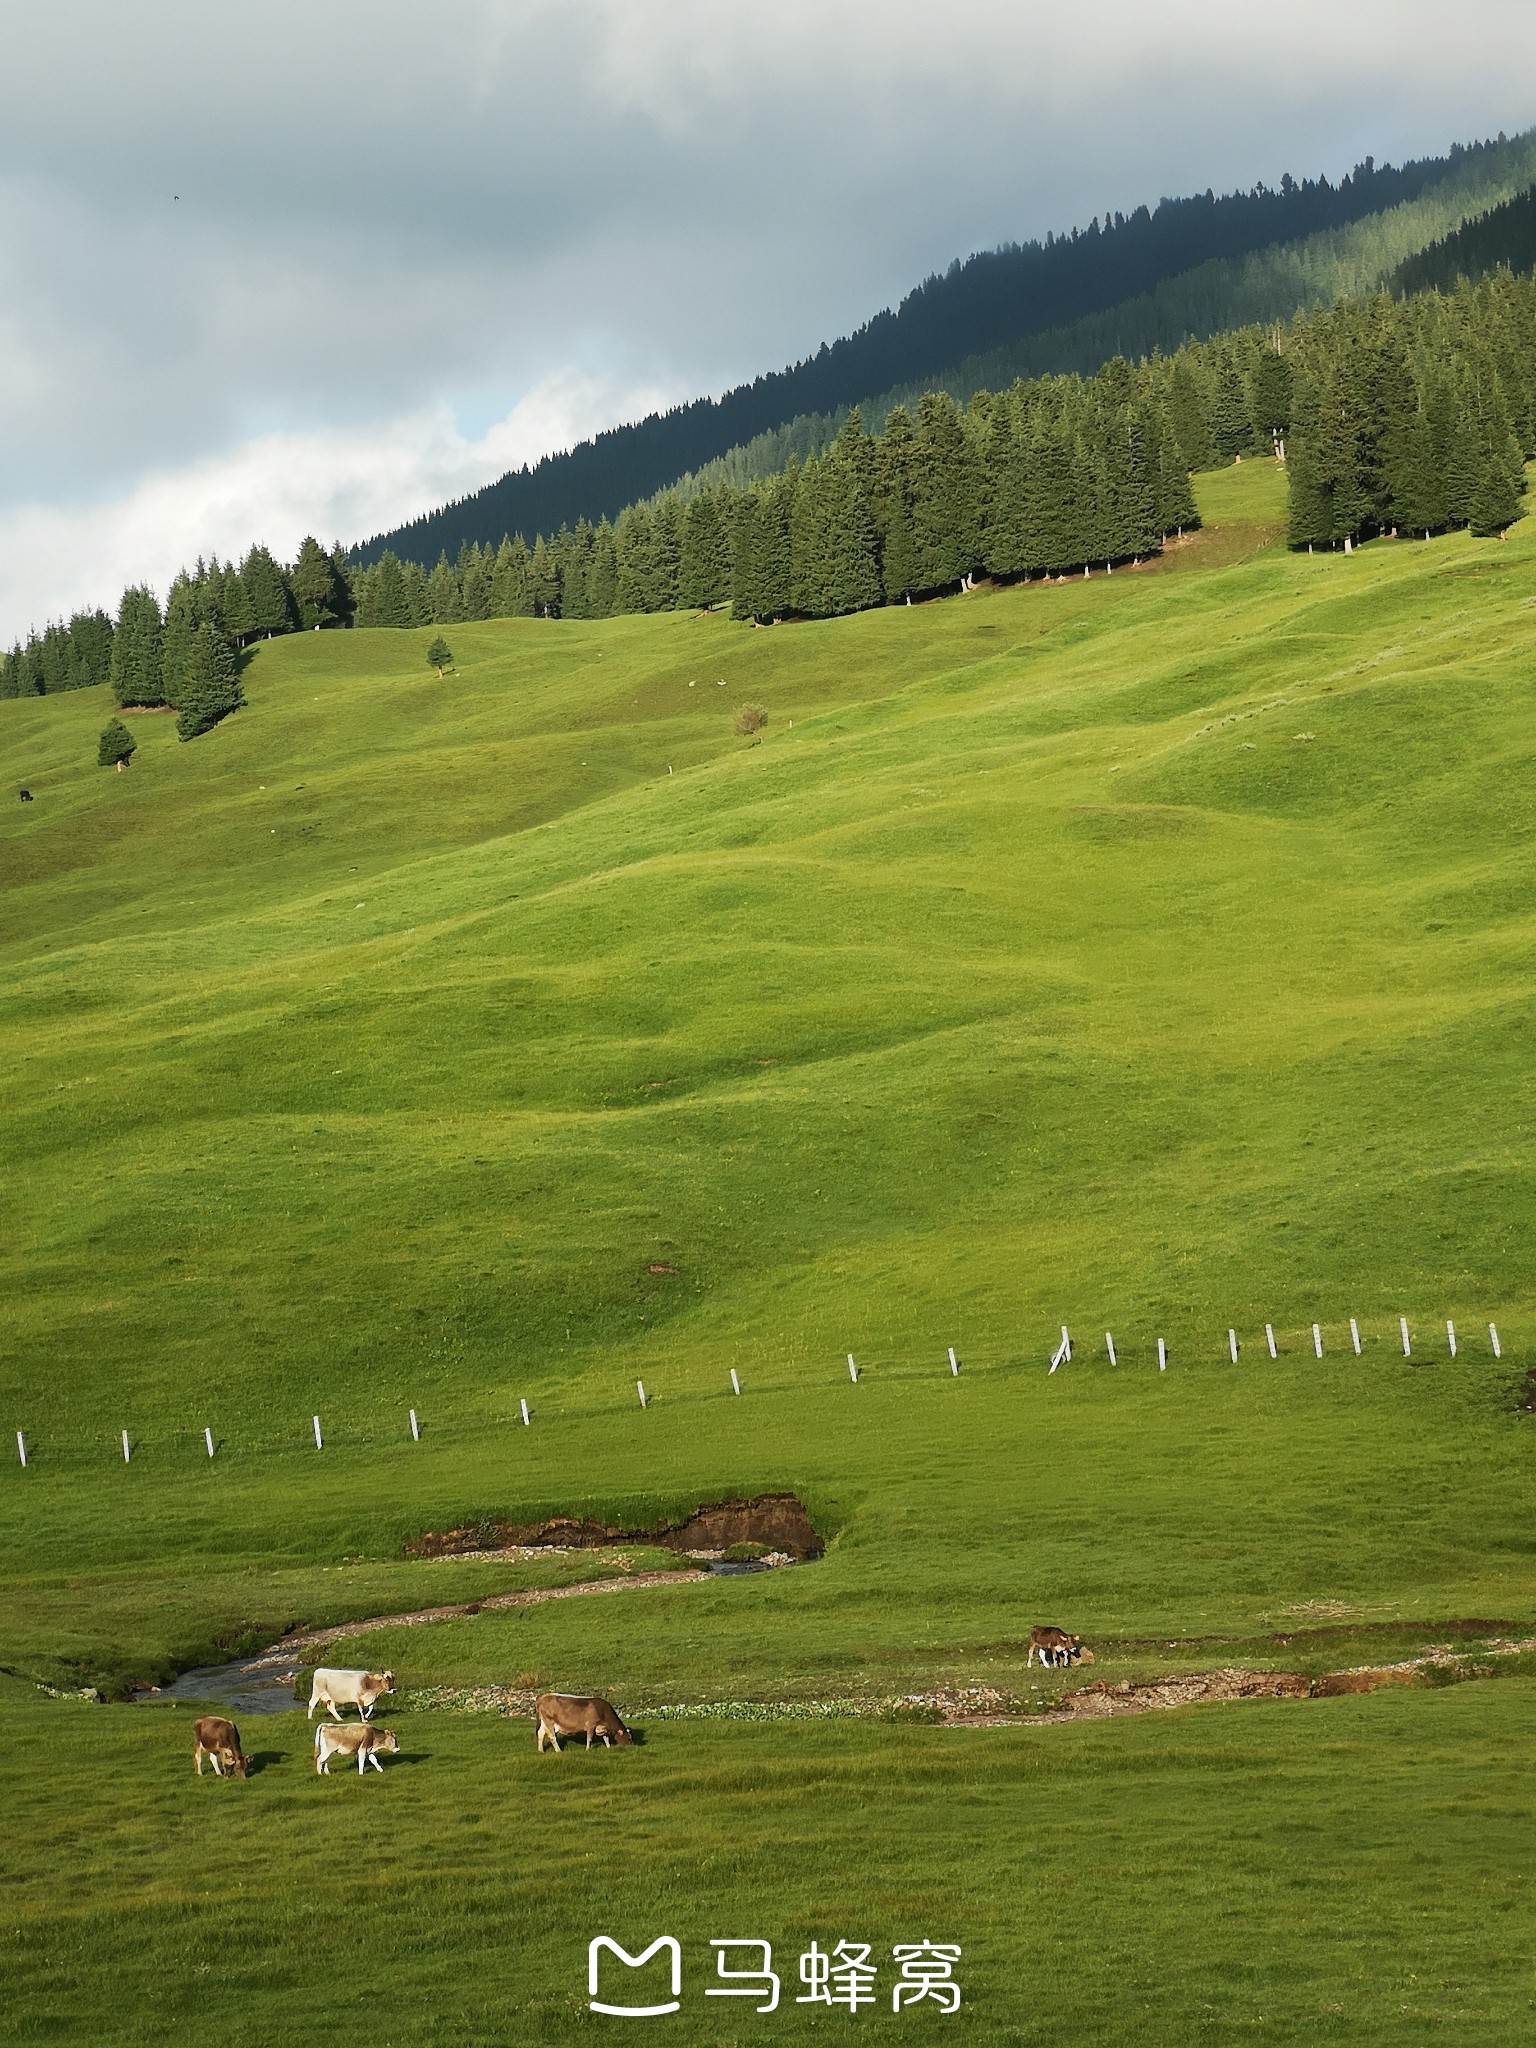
[5,464,1536,2041]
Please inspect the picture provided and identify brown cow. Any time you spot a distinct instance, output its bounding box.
[1027,1626,1093,1669]
[314,1723,400,1775]
[192,1715,248,1778]
[535,1693,634,1752]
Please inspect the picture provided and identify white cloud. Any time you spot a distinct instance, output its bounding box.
[0,369,678,639]
[1,1,1534,639]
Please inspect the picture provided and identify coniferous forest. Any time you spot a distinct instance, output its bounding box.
[5,268,1535,724]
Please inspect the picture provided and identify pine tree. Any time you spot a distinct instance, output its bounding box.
[729,492,763,620]
[1167,359,1218,472]
[1250,342,1293,458]
[111,585,166,704]
[426,635,454,675]
[290,535,345,629]
[490,538,532,617]
[528,535,560,617]
[679,492,731,610]
[175,622,243,740]
[427,554,465,624]
[911,391,976,589]
[97,716,136,769]
[240,546,296,638]
[588,522,619,617]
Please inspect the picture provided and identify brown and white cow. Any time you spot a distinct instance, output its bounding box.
[307,1667,395,1722]
[1027,1626,1092,1669]
[192,1715,248,1778]
[535,1693,634,1752]
[314,1723,401,1774]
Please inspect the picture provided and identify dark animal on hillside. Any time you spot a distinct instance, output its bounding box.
[192,1715,247,1778]
[18,789,32,802]
[535,1692,634,1751]
[1027,1626,1093,1669]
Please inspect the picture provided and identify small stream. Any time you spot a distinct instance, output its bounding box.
[137,1557,778,1714]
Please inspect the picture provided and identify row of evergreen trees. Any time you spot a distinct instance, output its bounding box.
[1285,270,1536,546]
[6,267,1535,721]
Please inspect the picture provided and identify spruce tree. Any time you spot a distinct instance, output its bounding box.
[426,635,454,675]
[111,586,165,707]
[290,535,345,629]
[98,716,136,769]
[491,538,533,617]
[1250,342,1293,459]
[240,545,296,638]
[175,622,243,740]
[428,554,466,624]
[1167,359,1218,472]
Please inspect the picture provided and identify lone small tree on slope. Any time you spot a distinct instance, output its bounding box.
[426,635,454,676]
[98,716,137,770]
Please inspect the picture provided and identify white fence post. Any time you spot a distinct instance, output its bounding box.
[636,1381,648,1409]
[1312,1324,1323,1359]
[730,1369,741,1395]
[1446,1319,1457,1358]
[1156,1338,1167,1372]
[1049,1330,1070,1374]
[520,1398,531,1426]
[16,1431,26,1468]
[121,1429,131,1463]
[1400,1317,1411,1358]
[1265,1324,1277,1359]
[847,1355,858,1383]
[1350,1318,1361,1356]
[204,1427,215,1459]
[1105,1332,1117,1365]
[1490,1322,1502,1359]
[409,1408,420,1442]
[312,1415,323,1450]
[1228,1328,1238,1363]
[947,1348,959,1376]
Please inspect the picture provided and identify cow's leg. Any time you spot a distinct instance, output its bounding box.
[210,1754,222,1776]
[1027,1647,1035,1667]
[195,1748,204,1776]
[358,1750,368,1774]
[360,1700,373,1721]
[327,1700,344,1722]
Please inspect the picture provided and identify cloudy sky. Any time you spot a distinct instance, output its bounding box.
[4,0,1534,639]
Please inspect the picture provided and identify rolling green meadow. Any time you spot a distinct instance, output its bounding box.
[3,462,1536,2041]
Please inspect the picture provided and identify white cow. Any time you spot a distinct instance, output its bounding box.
[315,1723,400,1774]
[307,1666,395,1722]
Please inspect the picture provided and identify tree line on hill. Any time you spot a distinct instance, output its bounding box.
[354,142,1513,568]
[5,266,1535,733]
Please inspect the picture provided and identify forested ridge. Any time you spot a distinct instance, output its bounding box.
[8,263,1533,728]
[355,134,1533,570]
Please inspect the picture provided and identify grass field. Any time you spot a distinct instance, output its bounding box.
[3,462,1536,2039]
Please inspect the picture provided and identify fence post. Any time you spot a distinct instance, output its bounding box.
[204,1428,215,1459]
[409,1409,420,1442]
[847,1356,858,1383]
[1350,1318,1361,1356]
[1105,1333,1117,1365]
[1446,1320,1457,1358]
[1265,1324,1277,1359]
[1312,1324,1323,1359]
[1399,1317,1411,1358]
[1490,1322,1502,1359]
[520,1398,531,1426]
[121,1430,131,1463]
[730,1369,741,1395]
[16,1431,26,1468]
[636,1381,648,1410]
[1228,1329,1238,1363]
[947,1348,959,1376]
[312,1415,323,1450]
[1156,1338,1167,1372]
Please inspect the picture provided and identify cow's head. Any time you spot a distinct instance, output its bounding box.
[223,1747,249,1780]
[613,1722,635,1746]
[374,1729,400,1755]
[378,1672,396,1695]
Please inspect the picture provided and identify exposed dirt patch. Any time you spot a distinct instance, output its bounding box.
[405,1493,824,1562]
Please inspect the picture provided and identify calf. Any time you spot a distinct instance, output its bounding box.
[1027,1626,1091,1669]
[535,1692,633,1752]
[307,1667,395,1722]
[314,1723,400,1775]
[192,1715,247,1779]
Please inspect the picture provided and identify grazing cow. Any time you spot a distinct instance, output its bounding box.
[1027,1626,1091,1669]
[535,1692,634,1752]
[307,1667,395,1722]
[18,789,32,803]
[314,1723,400,1775]
[192,1715,248,1779]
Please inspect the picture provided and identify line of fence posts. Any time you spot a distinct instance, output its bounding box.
[5,1315,1520,1471]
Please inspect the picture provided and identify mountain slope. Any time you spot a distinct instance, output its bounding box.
[356,137,1528,567]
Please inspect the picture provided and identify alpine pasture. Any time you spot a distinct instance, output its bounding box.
[3,463,1536,2042]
